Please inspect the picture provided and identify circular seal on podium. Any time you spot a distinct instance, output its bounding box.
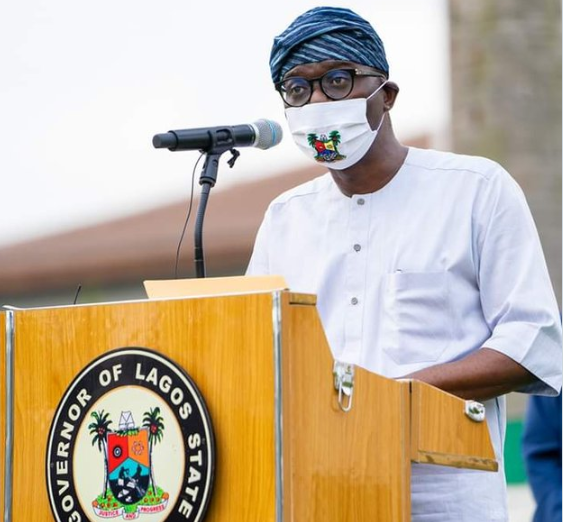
[46,347,215,522]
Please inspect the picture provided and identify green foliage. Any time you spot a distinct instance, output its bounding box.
[115,429,140,436]
[142,407,165,445]
[94,486,167,513]
[328,130,341,144]
[88,410,113,452]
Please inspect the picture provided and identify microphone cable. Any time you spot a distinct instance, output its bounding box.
[174,152,206,279]
[73,284,82,305]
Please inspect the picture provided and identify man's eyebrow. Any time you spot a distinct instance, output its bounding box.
[283,61,358,78]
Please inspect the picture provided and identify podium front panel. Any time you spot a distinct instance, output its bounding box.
[5,294,279,521]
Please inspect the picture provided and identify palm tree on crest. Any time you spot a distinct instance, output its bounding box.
[88,410,113,498]
[142,407,165,495]
[328,130,342,146]
[307,133,319,147]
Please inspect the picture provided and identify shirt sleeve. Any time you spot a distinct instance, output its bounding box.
[474,166,562,395]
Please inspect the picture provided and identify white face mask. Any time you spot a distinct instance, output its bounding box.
[285,81,387,170]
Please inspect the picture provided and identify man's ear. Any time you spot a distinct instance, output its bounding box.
[383,82,400,111]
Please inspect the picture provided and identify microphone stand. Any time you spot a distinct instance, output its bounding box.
[194,133,240,278]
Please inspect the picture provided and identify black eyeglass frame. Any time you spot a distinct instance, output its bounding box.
[275,68,387,107]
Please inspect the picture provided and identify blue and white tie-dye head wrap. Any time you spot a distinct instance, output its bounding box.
[269,6,389,84]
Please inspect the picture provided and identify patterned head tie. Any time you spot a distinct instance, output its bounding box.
[269,6,389,84]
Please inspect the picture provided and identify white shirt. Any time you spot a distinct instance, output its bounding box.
[247,147,562,522]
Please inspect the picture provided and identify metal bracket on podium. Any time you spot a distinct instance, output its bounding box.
[333,361,355,412]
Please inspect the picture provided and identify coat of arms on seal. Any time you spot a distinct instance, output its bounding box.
[89,409,169,518]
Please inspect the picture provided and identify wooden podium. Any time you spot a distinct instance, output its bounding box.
[0,289,497,521]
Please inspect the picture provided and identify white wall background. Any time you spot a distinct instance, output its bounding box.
[0,0,449,246]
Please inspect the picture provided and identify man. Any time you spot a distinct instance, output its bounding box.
[246,6,562,521]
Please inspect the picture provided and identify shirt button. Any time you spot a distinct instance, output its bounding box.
[353,244,361,252]
[357,198,365,205]
[351,297,359,305]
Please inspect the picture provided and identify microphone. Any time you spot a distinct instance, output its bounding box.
[152,119,283,152]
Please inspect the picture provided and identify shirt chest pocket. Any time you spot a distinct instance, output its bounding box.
[383,271,453,365]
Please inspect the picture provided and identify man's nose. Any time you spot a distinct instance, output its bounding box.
[309,81,330,104]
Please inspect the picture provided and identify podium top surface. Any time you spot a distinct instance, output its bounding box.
[144,275,288,299]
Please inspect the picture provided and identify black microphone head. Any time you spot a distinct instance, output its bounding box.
[251,119,283,150]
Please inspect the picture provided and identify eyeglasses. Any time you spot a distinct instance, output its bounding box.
[275,68,387,107]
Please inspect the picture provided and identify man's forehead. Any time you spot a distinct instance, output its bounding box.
[284,60,365,79]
